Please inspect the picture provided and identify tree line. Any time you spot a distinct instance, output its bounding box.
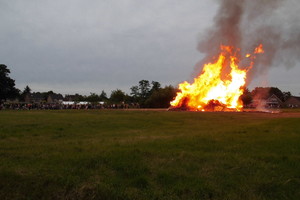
[0,64,293,108]
[0,64,177,108]
[58,80,177,108]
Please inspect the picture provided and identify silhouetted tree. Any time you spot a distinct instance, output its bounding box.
[240,87,252,106]
[150,81,161,94]
[283,91,291,101]
[99,90,108,101]
[20,85,32,101]
[110,89,125,103]
[0,64,19,102]
[269,87,285,101]
[23,85,31,94]
[130,86,139,100]
[42,90,54,100]
[65,93,85,102]
[145,85,177,108]
[139,80,151,99]
[86,93,100,103]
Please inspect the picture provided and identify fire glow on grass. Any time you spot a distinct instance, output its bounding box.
[170,45,264,111]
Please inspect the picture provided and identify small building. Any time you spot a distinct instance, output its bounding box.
[64,94,83,102]
[47,94,64,103]
[284,96,300,108]
[25,93,45,103]
[266,94,283,108]
[250,94,283,108]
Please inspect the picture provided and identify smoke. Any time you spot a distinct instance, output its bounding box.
[196,0,300,84]
[197,0,244,61]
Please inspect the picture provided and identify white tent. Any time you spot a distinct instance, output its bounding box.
[62,101,75,105]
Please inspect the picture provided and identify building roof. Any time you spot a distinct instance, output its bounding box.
[293,96,300,101]
[266,94,283,104]
[288,96,300,102]
[30,93,44,100]
[48,94,64,100]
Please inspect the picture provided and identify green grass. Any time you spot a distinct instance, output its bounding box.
[0,110,299,200]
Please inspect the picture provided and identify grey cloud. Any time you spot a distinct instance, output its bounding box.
[0,0,299,95]
[1,0,219,94]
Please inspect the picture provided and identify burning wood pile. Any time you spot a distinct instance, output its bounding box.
[169,45,264,112]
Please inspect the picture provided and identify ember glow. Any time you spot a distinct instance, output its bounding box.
[254,44,264,54]
[170,45,264,111]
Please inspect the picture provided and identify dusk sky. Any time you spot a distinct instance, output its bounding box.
[1,0,299,95]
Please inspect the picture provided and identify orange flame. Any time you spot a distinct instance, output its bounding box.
[170,45,263,111]
[254,44,264,54]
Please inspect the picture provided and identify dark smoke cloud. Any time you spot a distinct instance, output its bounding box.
[197,0,243,61]
[196,0,300,84]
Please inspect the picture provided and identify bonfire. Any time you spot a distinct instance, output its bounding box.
[170,44,264,111]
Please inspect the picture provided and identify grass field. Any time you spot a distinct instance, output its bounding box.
[0,109,299,200]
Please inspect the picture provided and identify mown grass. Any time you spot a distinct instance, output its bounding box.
[0,110,299,200]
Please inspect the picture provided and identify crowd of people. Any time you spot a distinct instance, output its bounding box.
[0,102,140,110]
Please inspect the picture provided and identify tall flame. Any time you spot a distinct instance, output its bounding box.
[170,45,263,111]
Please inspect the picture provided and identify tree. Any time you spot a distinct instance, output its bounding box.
[0,64,19,102]
[86,93,100,103]
[145,85,177,108]
[138,80,150,99]
[130,85,139,103]
[240,87,252,106]
[20,85,32,101]
[110,89,126,103]
[283,91,291,101]
[42,90,54,100]
[23,85,31,94]
[99,90,108,101]
[74,93,85,102]
[150,81,161,94]
[130,80,163,107]
[130,86,139,98]
[269,87,284,101]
